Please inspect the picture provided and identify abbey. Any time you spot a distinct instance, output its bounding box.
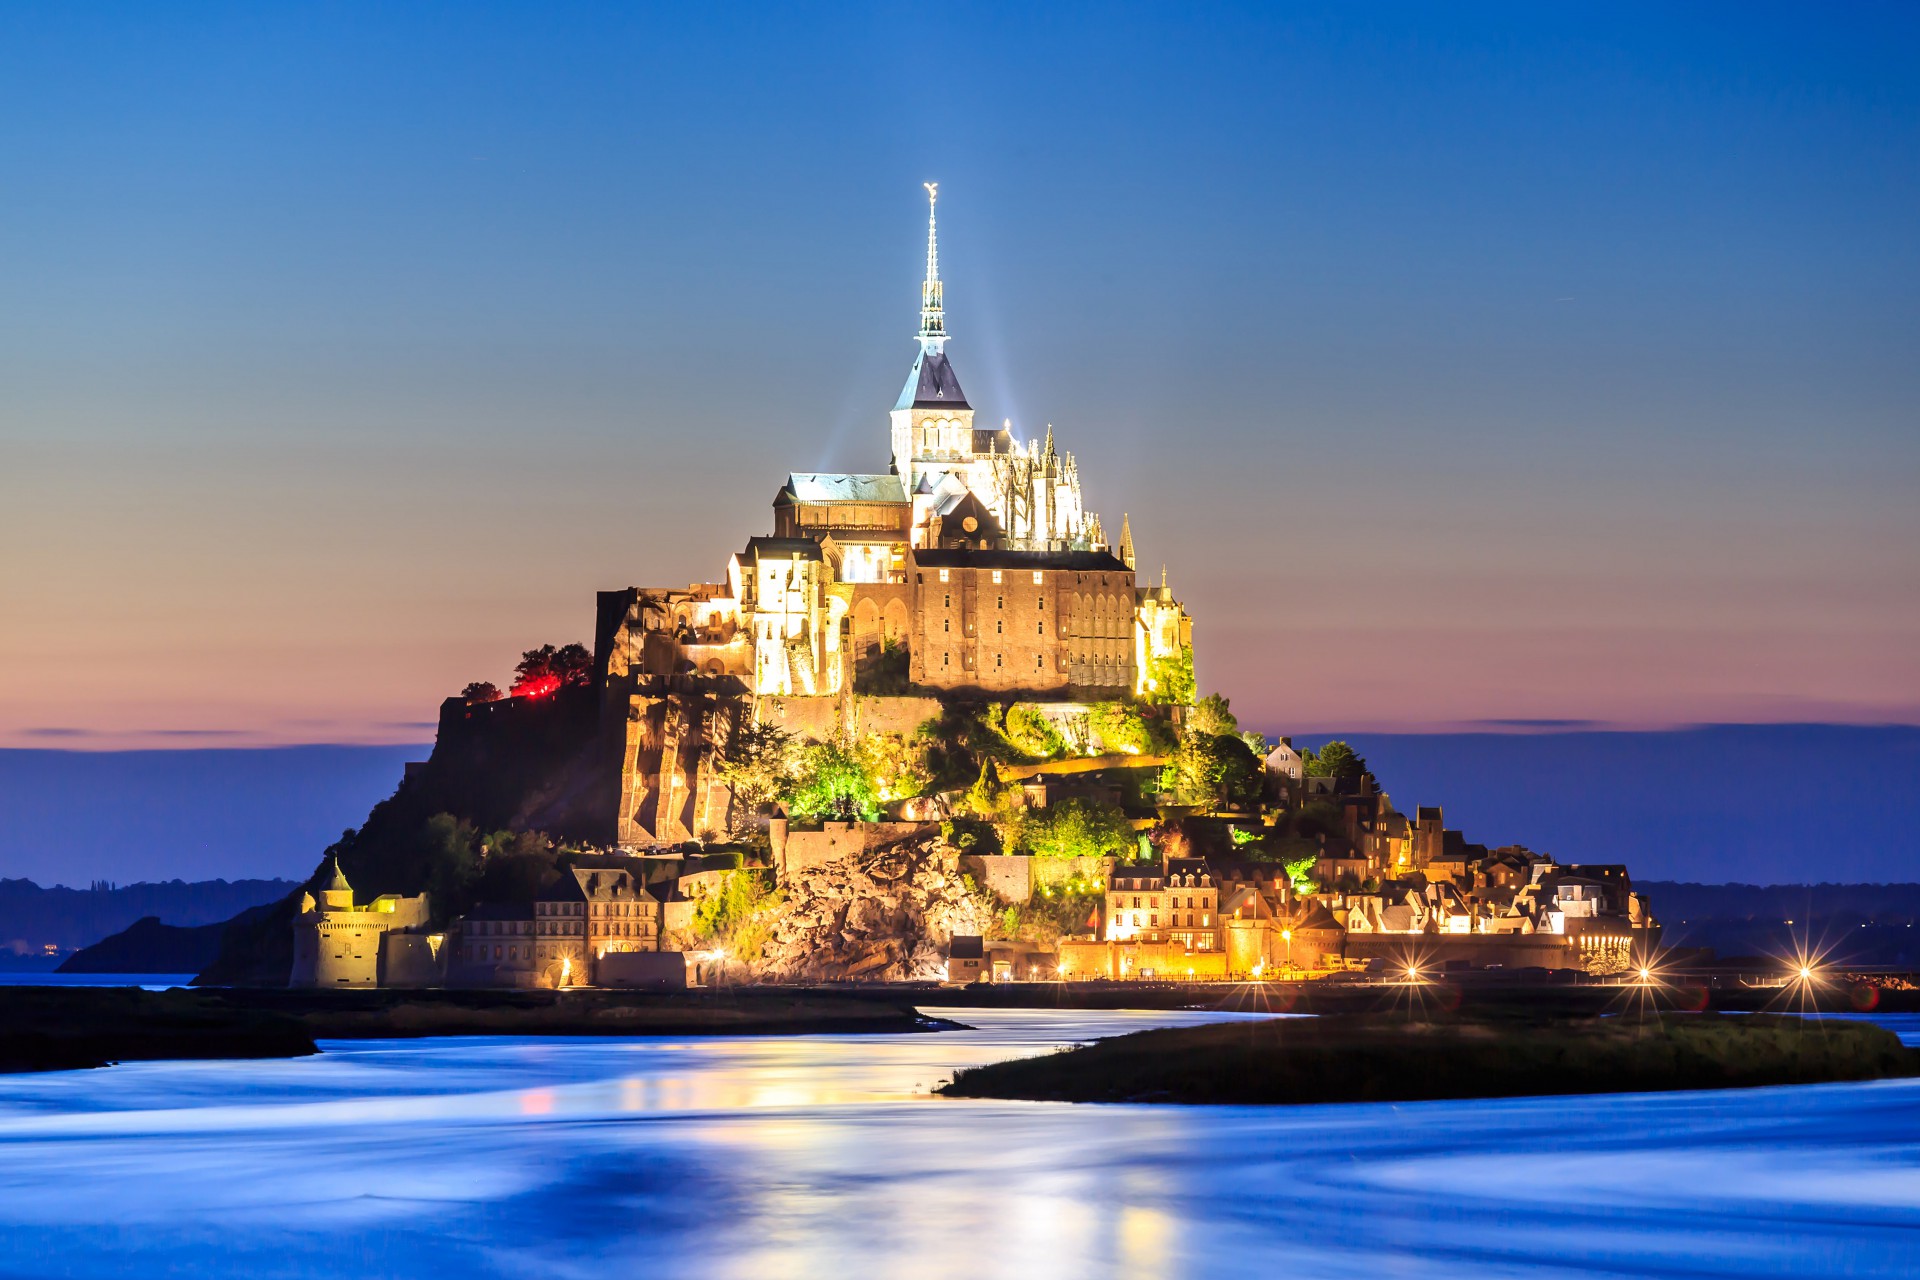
[594,186,1191,846]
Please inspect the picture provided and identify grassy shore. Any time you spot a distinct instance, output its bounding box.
[0,987,958,1072]
[938,1012,1920,1105]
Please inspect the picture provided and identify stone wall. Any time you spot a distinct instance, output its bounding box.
[597,950,693,989]
[773,820,938,881]
[760,693,945,744]
[960,854,1115,903]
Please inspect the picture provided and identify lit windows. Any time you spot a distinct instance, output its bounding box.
[939,569,950,583]
[991,570,1003,584]
[1032,571,1044,585]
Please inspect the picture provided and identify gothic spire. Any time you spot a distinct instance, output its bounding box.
[1119,513,1136,569]
[919,182,945,352]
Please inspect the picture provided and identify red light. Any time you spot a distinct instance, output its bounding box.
[511,674,561,699]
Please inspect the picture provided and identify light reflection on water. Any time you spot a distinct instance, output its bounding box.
[0,1009,1917,1278]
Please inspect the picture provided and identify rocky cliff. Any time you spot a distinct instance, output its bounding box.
[756,840,991,982]
[196,686,613,986]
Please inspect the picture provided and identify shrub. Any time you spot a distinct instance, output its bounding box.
[1005,705,1067,759]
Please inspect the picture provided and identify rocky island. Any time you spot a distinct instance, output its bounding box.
[938,1012,1920,1105]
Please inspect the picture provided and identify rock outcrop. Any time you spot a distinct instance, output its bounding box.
[756,840,991,982]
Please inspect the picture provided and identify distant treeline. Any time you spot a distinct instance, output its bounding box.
[1642,881,1920,967]
[0,878,298,956]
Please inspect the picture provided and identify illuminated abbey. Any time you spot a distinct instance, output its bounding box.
[591,186,1192,845]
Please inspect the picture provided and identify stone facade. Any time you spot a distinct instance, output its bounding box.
[289,860,435,988]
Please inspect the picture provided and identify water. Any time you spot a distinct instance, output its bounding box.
[1,1009,1918,1279]
[0,973,196,990]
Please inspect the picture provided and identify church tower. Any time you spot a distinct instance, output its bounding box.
[890,183,976,489]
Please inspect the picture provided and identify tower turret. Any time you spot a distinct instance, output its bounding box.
[919,182,945,353]
[892,182,974,488]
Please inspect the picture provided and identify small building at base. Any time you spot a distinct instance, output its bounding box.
[289,858,438,988]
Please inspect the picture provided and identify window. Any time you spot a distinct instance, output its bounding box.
[1151,914,1159,927]
[991,570,1003,584]
[1037,621,1044,635]
[1036,655,1043,669]
[939,569,950,583]
[943,619,950,633]
[995,620,1002,634]
[944,593,950,608]
[1033,571,1044,585]
[996,595,1003,609]
[995,654,1002,667]
[942,653,949,667]
[1038,596,1044,609]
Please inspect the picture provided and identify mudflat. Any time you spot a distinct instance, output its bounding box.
[0,987,959,1072]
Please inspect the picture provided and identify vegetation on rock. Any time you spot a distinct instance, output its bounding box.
[941,1013,1920,1105]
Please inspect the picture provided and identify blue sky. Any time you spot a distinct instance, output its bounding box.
[1,1,1916,745]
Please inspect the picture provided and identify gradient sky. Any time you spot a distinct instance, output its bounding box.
[2,2,1916,748]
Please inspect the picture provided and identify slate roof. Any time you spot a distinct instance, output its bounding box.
[895,347,971,411]
[742,535,825,561]
[783,473,909,504]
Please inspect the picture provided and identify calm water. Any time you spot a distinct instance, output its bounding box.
[1,1009,1918,1279]
[0,973,196,990]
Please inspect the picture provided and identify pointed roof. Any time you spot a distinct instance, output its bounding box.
[324,856,351,893]
[1118,514,1135,569]
[896,346,970,411]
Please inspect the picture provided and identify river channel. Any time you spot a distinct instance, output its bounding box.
[1,1008,1917,1278]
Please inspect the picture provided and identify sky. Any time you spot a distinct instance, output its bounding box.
[1,1,1917,750]
[5,727,1915,886]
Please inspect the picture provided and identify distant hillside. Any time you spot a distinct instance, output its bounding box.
[0,878,299,958]
[59,905,279,974]
[1641,881,1920,968]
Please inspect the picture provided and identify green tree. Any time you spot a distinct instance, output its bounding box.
[1303,740,1366,779]
[1173,733,1263,809]
[1283,853,1319,895]
[716,721,801,822]
[785,741,877,819]
[1188,693,1238,739]
[1016,797,1135,860]
[511,643,594,696]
